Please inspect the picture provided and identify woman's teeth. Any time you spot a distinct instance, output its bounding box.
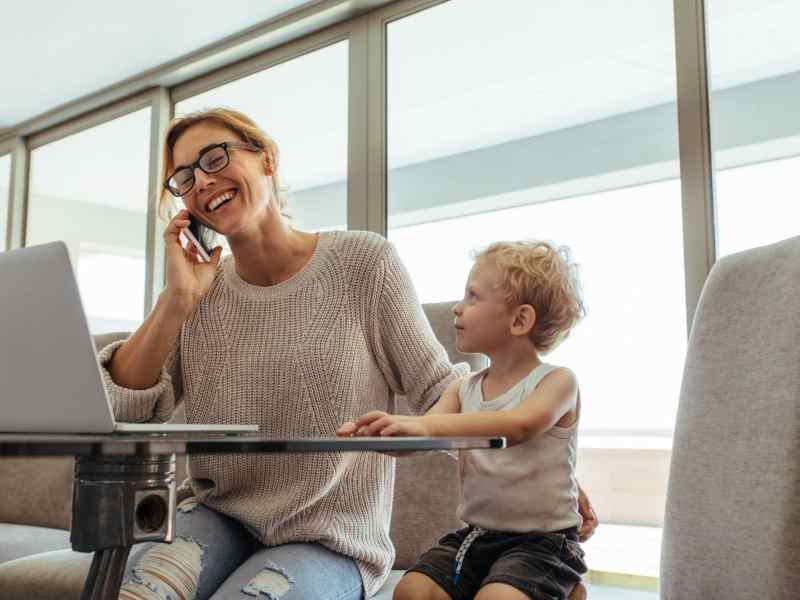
[208,191,235,212]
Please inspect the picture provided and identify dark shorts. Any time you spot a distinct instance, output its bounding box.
[406,525,587,600]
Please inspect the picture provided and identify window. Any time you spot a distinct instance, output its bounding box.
[77,243,146,333]
[176,41,349,234]
[0,153,9,250]
[27,108,151,333]
[709,0,800,257]
[716,157,800,258]
[387,0,685,436]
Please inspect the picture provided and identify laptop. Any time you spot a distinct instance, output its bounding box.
[0,241,258,435]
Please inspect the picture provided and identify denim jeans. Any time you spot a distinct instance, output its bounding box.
[119,498,364,600]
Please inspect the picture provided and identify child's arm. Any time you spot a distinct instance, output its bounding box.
[335,379,461,437]
[349,368,577,447]
[423,378,461,415]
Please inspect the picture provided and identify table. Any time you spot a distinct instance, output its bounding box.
[0,434,504,599]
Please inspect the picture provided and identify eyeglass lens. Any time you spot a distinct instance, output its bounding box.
[169,145,229,195]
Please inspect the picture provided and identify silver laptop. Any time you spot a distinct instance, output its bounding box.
[0,241,258,434]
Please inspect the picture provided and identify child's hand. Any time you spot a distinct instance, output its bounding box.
[336,421,358,437]
[341,411,431,437]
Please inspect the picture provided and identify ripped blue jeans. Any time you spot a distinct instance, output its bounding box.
[119,498,364,600]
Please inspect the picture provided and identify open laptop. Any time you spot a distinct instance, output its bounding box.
[0,241,258,435]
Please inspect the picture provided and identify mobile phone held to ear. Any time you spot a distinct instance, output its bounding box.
[182,215,213,263]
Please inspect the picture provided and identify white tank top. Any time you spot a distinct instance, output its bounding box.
[456,363,581,533]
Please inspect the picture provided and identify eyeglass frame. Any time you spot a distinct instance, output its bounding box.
[163,141,262,197]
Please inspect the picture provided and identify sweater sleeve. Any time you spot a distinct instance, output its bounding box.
[369,241,469,415]
[96,335,184,423]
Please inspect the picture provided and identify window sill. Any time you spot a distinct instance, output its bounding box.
[579,436,672,450]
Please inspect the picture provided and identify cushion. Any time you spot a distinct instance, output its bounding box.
[0,458,73,530]
[0,524,70,565]
[0,549,90,600]
[390,451,463,569]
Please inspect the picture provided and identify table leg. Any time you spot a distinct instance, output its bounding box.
[81,546,132,600]
[71,454,177,599]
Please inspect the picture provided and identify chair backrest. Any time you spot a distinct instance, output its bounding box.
[660,236,800,600]
[390,301,487,568]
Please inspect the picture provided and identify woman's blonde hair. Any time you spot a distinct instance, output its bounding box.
[159,107,288,220]
[473,240,586,354]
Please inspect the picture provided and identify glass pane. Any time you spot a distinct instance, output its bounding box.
[0,153,9,250]
[27,108,151,333]
[387,0,686,436]
[176,41,348,234]
[709,1,800,257]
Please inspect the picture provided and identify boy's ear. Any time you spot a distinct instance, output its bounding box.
[510,304,536,337]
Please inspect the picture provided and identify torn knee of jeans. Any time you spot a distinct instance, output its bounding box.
[119,536,205,600]
[241,562,295,599]
[177,498,199,513]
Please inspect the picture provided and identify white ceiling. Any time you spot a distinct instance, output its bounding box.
[4,0,799,134]
[5,0,800,214]
[0,0,317,130]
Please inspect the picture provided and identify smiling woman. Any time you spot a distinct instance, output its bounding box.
[97,107,482,599]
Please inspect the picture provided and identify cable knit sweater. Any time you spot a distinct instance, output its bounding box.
[97,230,464,597]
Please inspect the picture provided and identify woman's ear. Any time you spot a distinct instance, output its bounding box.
[511,304,536,337]
[263,154,273,175]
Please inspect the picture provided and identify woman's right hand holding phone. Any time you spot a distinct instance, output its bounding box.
[163,209,222,315]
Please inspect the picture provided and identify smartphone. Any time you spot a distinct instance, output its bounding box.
[182,214,215,263]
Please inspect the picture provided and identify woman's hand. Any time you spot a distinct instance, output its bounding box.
[576,483,599,542]
[163,209,222,312]
[336,411,431,437]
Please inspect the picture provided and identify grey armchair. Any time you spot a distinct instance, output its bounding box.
[660,236,800,599]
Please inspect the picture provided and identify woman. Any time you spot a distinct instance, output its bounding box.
[101,108,597,599]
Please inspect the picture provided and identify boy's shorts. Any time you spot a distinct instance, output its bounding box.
[406,525,587,600]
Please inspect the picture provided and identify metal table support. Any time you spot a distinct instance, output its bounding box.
[71,455,177,600]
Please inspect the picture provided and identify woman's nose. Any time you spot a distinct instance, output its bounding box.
[194,169,215,191]
[452,302,462,316]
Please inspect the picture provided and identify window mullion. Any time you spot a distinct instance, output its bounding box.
[673,0,717,335]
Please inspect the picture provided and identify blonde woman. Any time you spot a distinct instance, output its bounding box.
[101,108,597,599]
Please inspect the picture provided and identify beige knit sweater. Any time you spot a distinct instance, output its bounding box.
[97,230,463,597]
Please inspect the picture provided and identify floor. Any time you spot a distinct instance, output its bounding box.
[586,584,658,599]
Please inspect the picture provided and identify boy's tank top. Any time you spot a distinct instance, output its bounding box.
[457,363,582,532]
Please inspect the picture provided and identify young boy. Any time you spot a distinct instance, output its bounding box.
[339,240,588,600]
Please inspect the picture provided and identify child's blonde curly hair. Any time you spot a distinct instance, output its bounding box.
[473,240,586,354]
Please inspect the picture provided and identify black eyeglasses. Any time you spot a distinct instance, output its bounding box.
[163,142,260,197]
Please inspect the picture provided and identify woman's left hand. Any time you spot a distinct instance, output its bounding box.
[336,411,431,437]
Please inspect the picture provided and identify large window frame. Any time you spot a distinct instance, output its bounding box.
[0,140,14,251]
[0,137,25,252]
[0,0,718,333]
